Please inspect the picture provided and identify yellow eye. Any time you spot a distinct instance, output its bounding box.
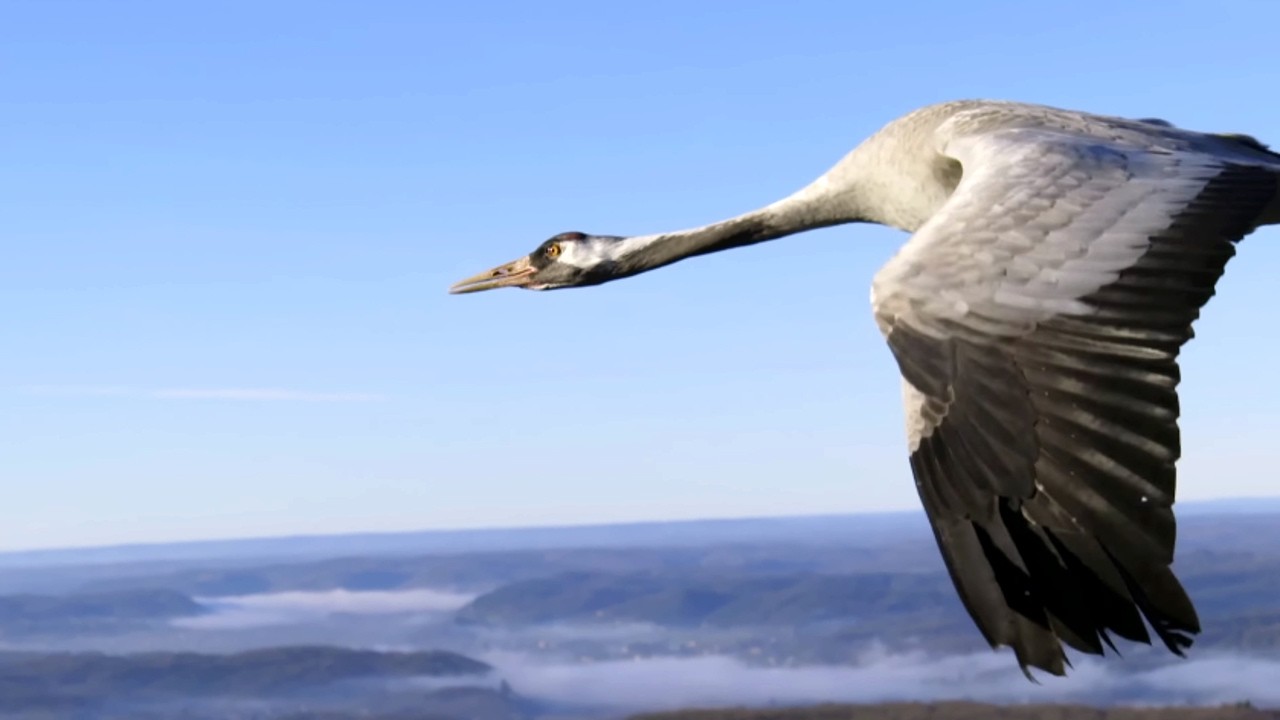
[545,243,561,258]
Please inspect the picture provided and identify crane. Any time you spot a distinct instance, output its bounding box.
[449,99,1280,677]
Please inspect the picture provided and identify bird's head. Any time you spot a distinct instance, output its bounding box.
[449,231,626,294]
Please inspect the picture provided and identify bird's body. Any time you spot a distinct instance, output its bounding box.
[452,99,1280,677]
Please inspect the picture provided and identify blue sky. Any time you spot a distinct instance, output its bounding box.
[5,0,1280,551]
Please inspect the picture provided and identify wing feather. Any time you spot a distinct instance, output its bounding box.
[873,127,1280,675]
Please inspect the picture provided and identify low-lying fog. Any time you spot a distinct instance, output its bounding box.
[9,505,1280,718]
[481,649,1280,710]
[0,587,479,655]
[185,590,1280,709]
[6,585,1276,711]
[173,588,476,630]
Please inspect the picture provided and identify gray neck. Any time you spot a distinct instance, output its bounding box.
[608,178,868,278]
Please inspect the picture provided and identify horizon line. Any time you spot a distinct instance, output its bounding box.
[4,495,1280,560]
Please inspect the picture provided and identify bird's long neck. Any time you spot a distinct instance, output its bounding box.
[608,176,867,278]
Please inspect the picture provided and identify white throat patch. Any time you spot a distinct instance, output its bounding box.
[557,238,622,269]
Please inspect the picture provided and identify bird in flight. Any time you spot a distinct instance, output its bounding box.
[450,99,1280,677]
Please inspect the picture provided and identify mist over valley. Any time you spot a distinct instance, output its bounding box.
[3,505,1280,718]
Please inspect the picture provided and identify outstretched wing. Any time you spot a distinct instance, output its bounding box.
[871,125,1280,676]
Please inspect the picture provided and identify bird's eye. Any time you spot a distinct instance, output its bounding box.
[545,243,562,259]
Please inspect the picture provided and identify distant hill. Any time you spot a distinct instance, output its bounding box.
[455,570,963,628]
[57,511,1279,601]
[8,498,1280,571]
[451,539,1280,656]
[0,646,492,717]
[0,588,204,636]
[0,511,929,569]
[1,511,1280,716]
[60,540,949,599]
[4,513,1278,659]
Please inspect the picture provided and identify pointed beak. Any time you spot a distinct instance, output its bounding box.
[448,256,538,294]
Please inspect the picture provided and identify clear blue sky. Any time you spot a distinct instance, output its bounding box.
[5,0,1280,551]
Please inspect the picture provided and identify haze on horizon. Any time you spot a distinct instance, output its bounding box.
[7,0,1280,552]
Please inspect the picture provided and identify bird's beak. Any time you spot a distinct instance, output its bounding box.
[448,255,537,294]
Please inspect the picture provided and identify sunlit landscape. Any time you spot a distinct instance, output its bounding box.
[3,503,1280,717]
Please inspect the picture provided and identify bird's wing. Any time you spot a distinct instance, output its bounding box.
[871,125,1280,676]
